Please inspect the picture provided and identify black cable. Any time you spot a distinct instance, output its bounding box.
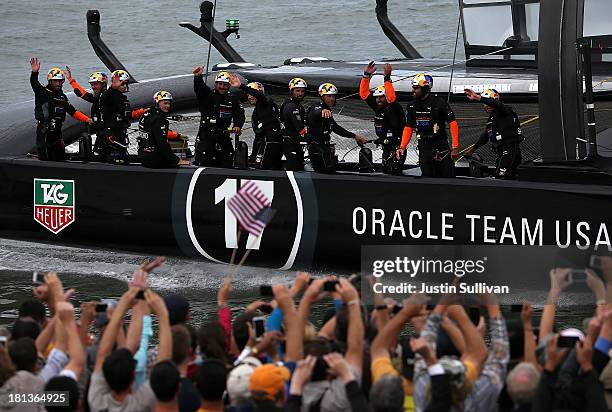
[204,0,218,83]
[447,10,462,102]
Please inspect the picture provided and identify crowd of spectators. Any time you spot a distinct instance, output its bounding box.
[1,256,612,411]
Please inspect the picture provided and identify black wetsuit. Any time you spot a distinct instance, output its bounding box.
[71,83,106,160]
[250,131,263,166]
[241,85,282,170]
[473,97,523,179]
[280,97,307,171]
[405,94,456,177]
[137,107,179,169]
[30,71,80,161]
[364,95,406,174]
[306,102,356,173]
[100,87,132,164]
[193,75,245,168]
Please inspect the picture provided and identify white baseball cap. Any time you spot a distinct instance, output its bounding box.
[227,357,262,403]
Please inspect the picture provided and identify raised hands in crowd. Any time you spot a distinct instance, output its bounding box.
[1,256,612,411]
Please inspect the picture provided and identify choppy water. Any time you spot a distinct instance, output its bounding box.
[0,0,593,329]
[0,0,464,107]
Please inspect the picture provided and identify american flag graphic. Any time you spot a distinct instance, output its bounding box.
[227,180,276,237]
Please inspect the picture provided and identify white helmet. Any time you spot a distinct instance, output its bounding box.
[481,88,500,100]
[372,85,386,97]
[289,77,307,90]
[153,90,173,104]
[112,70,130,82]
[88,71,108,84]
[412,73,433,89]
[247,82,264,93]
[215,71,231,83]
[47,68,65,81]
[318,83,338,96]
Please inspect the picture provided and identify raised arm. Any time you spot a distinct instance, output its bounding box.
[360,62,375,100]
[440,315,466,355]
[336,278,364,373]
[145,289,172,363]
[521,303,538,367]
[29,57,44,93]
[217,278,232,350]
[65,67,95,103]
[445,305,487,369]
[298,278,329,328]
[125,300,146,354]
[232,72,267,104]
[57,301,85,378]
[79,302,96,346]
[481,299,510,389]
[383,63,396,103]
[540,269,571,341]
[45,272,66,314]
[371,299,424,359]
[273,283,302,361]
[465,88,508,112]
[94,287,138,372]
[290,272,311,298]
[359,77,371,101]
[35,317,56,355]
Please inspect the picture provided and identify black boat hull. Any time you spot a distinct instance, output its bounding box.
[1,158,610,272]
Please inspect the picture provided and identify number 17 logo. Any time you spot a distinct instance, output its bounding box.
[215,179,274,250]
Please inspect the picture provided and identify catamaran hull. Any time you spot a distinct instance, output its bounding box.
[0,158,610,272]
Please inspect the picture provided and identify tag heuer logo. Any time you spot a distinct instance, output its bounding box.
[33,178,75,234]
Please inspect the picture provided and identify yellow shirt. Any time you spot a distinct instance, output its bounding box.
[371,356,415,411]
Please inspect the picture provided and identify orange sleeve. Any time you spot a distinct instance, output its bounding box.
[69,78,88,98]
[167,130,179,140]
[131,108,145,119]
[384,80,396,103]
[359,77,371,100]
[449,120,459,149]
[400,126,413,149]
[72,111,90,123]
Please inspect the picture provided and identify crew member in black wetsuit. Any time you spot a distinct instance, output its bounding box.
[100,70,136,164]
[29,57,92,161]
[137,91,190,169]
[67,68,184,161]
[463,88,523,179]
[359,62,406,175]
[65,68,107,160]
[229,74,282,170]
[307,83,368,173]
[192,67,245,168]
[396,73,460,178]
[280,77,308,171]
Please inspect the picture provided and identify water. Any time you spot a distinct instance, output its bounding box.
[0,0,591,329]
[0,0,464,108]
[0,238,326,328]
